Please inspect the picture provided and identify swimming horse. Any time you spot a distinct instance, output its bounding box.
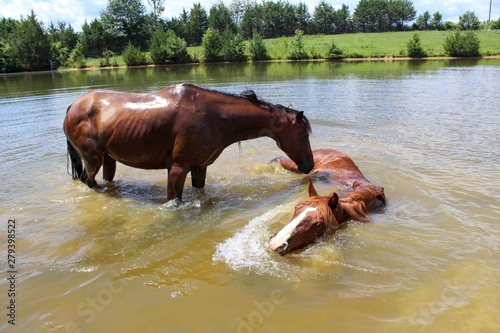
[269,148,386,255]
[64,83,314,201]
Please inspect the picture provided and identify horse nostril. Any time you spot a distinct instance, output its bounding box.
[276,242,288,255]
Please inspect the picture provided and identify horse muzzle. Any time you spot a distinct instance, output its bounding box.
[297,161,314,174]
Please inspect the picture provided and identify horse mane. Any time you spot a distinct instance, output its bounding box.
[239,89,312,133]
[339,187,380,222]
[295,197,339,229]
[189,84,312,133]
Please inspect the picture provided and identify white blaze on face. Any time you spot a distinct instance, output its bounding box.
[124,96,171,110]
[269,207,317,250]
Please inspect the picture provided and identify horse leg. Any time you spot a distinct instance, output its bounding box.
[167,164,190,201]
[80,153,103,188]
[103,153,117,181]
[191,166,207,188]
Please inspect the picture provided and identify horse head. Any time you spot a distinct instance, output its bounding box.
[272,106,314,174]
[269,180,342,255]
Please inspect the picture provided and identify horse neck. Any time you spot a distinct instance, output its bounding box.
[218,102,285,144]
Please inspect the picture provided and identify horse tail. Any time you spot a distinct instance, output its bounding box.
[67,140,83,180]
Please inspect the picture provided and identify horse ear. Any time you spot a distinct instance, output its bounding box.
[308,179,318,197]
[328,193,339,210]
[296,111,304,121]
[288,104,293,109]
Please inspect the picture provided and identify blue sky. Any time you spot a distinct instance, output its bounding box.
[0,0,498,31]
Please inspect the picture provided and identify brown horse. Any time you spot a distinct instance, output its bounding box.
[269,148,386,255]
[64,83,314,201]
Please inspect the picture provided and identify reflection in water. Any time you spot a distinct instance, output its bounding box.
[0,60,499,332]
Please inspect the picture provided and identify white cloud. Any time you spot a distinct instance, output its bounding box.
[1,0,499,31]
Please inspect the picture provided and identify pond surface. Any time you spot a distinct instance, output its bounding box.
[1,60,499,332]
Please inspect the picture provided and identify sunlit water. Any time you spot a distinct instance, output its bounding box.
[0,60,499,332]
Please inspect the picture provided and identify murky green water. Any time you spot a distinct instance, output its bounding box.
[1,60,499,332]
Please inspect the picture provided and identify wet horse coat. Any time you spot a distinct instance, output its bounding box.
[269,148,386,254]
[64,83,314,201]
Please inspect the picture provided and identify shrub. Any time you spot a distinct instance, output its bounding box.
[221,31,246,62]
[68,41,86,68]
[99,49,118,67]
[443,30,480,57]
[149,28,190,64]
[249,32,270,61]
[326,39,344,59]
[202,28,223,62]
[122,43,147,66]
[406,32,427,58]
[289,29,309,60]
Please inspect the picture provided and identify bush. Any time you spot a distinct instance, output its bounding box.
[289,29,309,60]
[202,28,223,62]
[406,32,427,58]
[50,42,70,67]
[443,30,480,57]
[122,43,147,66]
[490,18,500,30]
[149,28,190,64]
[221,31,246,62]
[249,32,270,61]
[326,39,344,59]
[99,49,118,67]
[68,41,86,68]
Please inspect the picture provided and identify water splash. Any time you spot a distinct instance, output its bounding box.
[213,206,288,276]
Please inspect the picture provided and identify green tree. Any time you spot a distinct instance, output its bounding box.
[240,3,264,39]
[443,30,480,57]
[0,18,20,72]
[10,11,51,71]
[415,11,431,30]
[442,21,456,30]
[221,31,246,61]
[47,21,78,51]
[208,1,237,34]
[169,9,190,42]
[122,43,147,65]
[202,28,223,62]
[80,19,107,58]
[147,0,165,28]
[491,18,500,30]
[249,31,270,61]
[406,32,426,57]
[289,29,309,60]
[459,10,481,30]
[354,0,389,32]
[387,0,416,30]
[149,28,189,64]
[100,0,148,52]
[313,0,336,34]
[333,4,351,33]
[68,40,86,68]
[295,2,312,34]
[430,12,443,30]
[188,3,208,46]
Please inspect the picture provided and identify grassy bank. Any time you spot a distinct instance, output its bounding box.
[259,30,500,59]
[84,30,500,68]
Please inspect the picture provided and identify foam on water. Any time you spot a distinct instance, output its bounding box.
[213,205,289,276]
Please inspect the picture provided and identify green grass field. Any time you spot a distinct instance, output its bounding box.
[260,30,500,59]
[85,30,500,68]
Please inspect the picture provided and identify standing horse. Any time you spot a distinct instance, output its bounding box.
[64,83,314,201]
[269,148,386,255]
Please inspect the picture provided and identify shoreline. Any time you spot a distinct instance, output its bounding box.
[2,55,500,76]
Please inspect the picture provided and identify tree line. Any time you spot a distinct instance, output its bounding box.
[1,0,499,72]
